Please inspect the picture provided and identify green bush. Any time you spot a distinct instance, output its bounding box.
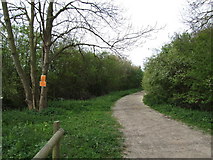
[142,27,212,110]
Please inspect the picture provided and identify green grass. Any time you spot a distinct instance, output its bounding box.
[143,97,212,134]
[3,89,140,159]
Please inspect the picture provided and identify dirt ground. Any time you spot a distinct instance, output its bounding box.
[113,92,212,158]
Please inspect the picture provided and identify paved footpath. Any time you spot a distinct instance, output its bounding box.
[113,92,212,158]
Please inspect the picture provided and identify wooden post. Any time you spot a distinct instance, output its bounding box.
[32,128,64,160]
[52,121,60,160]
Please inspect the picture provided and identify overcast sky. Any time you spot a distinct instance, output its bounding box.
[114,0,189,68]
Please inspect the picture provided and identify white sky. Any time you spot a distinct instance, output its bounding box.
[114,0,189,68]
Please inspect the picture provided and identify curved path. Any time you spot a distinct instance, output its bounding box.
[113,92,211,158]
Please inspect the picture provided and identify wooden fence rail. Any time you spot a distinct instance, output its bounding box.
[32,121,64,160]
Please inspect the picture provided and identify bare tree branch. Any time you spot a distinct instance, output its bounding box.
[183,0,212,31]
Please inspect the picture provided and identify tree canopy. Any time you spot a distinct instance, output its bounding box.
[1,0,152,110]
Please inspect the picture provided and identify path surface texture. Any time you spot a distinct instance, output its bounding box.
[113,92,212,158]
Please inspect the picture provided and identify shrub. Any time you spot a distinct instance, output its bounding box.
[142,27,212,110]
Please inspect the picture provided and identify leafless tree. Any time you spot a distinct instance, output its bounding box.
[1,0,156,111]
[183,0,212,31]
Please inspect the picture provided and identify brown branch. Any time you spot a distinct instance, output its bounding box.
[53,1,76,20]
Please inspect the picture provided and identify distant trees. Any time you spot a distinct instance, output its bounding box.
[1,0,153,111]
[142,27,212,110]
[3,43,143,109]
[48,51,143,100]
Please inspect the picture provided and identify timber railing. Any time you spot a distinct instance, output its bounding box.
[32,121,65,160]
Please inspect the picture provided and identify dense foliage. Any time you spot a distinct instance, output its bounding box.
[142,28,212,111]
[48,51,143,100]
[2,26,143,109]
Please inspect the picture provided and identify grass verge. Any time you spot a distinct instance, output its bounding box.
[3,89,139,159]
[143,96,212,135]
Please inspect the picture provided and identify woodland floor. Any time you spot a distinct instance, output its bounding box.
[113,92,211,158]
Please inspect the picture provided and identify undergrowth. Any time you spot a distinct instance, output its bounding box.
[3,89,140,159]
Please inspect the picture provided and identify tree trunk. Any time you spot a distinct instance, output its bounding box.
[39,1,54,111]
[29,1,39,110]
[39,46,50,111]
[2,2,33,110]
